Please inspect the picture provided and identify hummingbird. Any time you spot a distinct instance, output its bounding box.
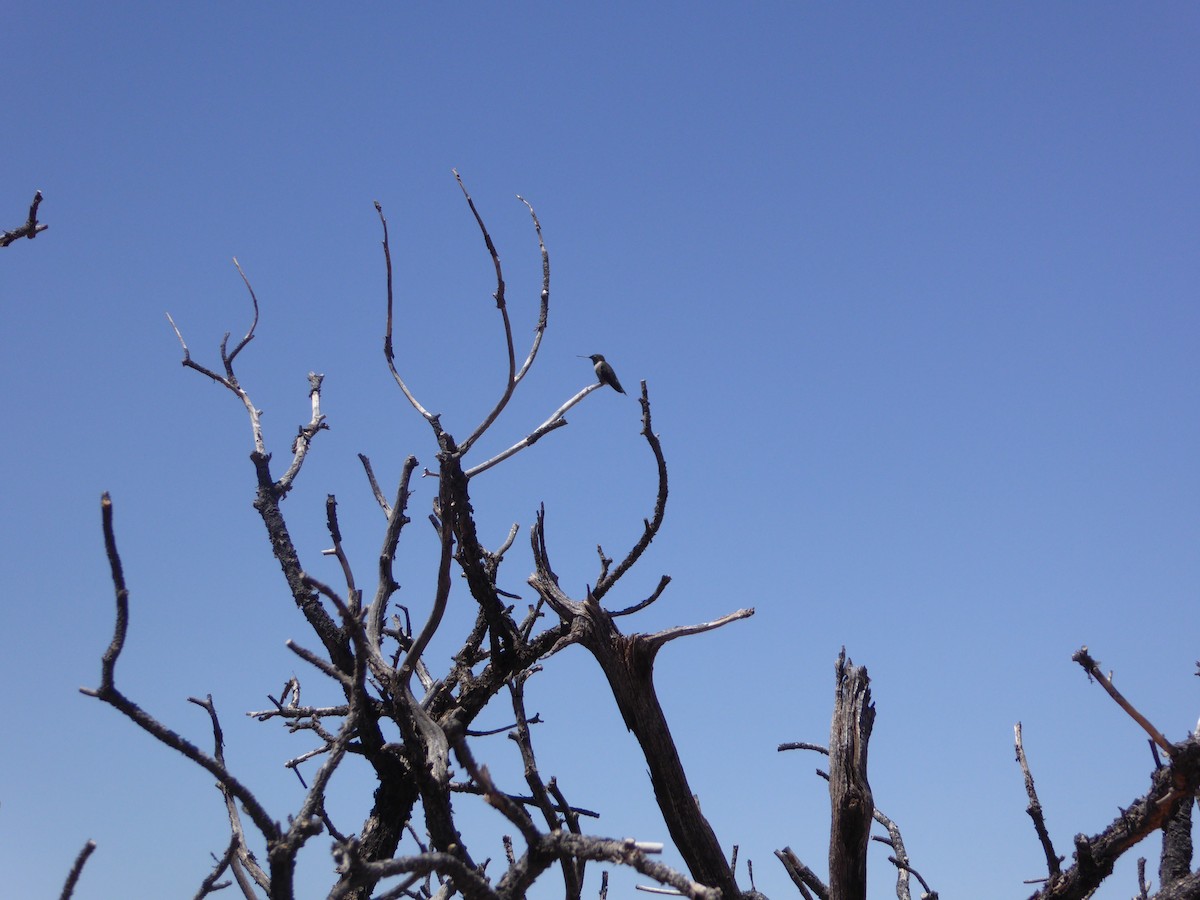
[579,354,626,394]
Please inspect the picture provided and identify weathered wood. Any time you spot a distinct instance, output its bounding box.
[827,649,874,900]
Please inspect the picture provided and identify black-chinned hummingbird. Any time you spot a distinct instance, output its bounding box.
[579,354,625,394]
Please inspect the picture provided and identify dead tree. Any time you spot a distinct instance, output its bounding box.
[1012,649,1200,900]
[76,177,1200,900]
[82,174,759,900]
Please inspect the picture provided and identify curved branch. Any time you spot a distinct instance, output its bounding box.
[374,201,439,427]
[366,455,418,654]
[456,171,518,456]
[226,258,261,368]
[397,466,455,687]
[58,840,96,900]
[276,373,329,497]
[593,381,668,601]
[82,496,281,846]
[512,194,550,387]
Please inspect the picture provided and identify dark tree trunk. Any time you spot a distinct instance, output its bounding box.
[827,650,874,900]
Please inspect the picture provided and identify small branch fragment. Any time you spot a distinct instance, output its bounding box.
[1,190,47,247]
[775,847,826,900]
[58,840,97,900]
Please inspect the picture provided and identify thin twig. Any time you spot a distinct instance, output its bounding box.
[374,201,438,425]
[58,840,96,900]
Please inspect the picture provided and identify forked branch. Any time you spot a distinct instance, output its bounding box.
[1,190,48,247]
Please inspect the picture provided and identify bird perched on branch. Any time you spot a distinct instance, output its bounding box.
[580,354,625,394]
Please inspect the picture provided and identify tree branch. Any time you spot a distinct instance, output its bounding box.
[57,840,96,900]
[1015,722,1061,878]
[1,190,47,247]
[1072,647,1175,756]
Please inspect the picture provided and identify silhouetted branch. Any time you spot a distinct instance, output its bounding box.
[592,382,667,601]
[374,201,438,427]
[57,839,96,900]
[1,190,47,247]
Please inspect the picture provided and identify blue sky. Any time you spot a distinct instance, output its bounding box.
[3,4,1197,898]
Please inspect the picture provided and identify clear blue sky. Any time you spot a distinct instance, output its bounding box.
[3,4,1197,899]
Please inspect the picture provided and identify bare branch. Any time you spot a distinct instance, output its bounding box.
[367,455,419,655]
[188,694,271,891]
[374,201,439,425]
[514,195,550,383]
[58,840,96,900]
[450,722,540,845]
[163,261,283,461]
[643,607,754,655]
[884,854,938,900]
[396,468,455,687]
[287,638,354,687]
[529,512,742,897]
[777,742,829,754]
[358,453,393,516]
[1015,722,1060,878]
[1027,736,1200,900]
[455,173,527,456]
[275,372,329,497]
[331,842,496,900]
[1072,647,1175,756]
[610,575,672,617]
[774,847,826,900]
[592,382,668,601]
[82,495,282,847]
[464,383,595,479]
[499,833,722,900]
[227,258,261,368]
[1,190,48,247]
[190,834,244,900]
[321,494,360,614]
[508,674,582,898]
